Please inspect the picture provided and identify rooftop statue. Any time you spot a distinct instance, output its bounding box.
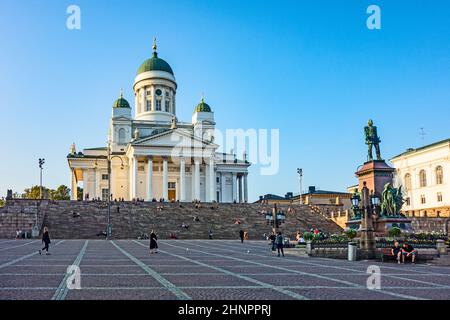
[364,119,382,161]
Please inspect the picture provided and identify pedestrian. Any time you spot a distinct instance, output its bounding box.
[39,227,51,255]
[208,229,213,239]
[269,232,276,251]
[239,230,245,243]
[149,230,158,254]
[276,232,285,257]
[15,229,20,240]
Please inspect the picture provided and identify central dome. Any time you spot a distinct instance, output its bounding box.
[137,51,174,75]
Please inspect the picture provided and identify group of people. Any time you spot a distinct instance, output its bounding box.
[391,241,417,264]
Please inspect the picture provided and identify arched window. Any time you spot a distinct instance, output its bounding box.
[436,166,444,185]
[419,170,427,188]
[404,173,412,191]
[118,128,126,144]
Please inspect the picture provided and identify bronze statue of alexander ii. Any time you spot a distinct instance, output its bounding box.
[364,119,382,161]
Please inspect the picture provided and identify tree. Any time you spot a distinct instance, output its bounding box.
[0,198,4,207]
[52,185,71,200]
[23,185,50,199]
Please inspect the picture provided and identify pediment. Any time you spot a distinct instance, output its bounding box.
[131,129,218,149]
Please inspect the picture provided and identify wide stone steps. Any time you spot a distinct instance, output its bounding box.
[2,200,342,239]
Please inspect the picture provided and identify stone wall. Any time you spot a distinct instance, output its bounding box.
[0,200,44,238]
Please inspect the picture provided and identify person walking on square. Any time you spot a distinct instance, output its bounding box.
[276,232,285,257]
[149,230,158,254]
[39,227,51,255]
[239,230,245,243]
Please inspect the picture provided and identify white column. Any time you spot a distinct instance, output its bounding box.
[151,86,156,111]
[209,158,215,202]
[140,88,145,113]
[194,159,200,201]
[238,175,243,203]
[232,173,237,202]
[92,168,97,199]
[71,169,77,200]
[162,157,168,200]
[132,156,138,199]
[147,156,153,201]
[180,158,186,201]
[220,172,226,202]
[95,169,101,200]
[243,173,248,203]
[134,92,138,117]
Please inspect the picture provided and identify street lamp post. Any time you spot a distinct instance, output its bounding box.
[38,158,45,199]
[297,168,303,205]
[265,203,286,234]
[106,141,124,240]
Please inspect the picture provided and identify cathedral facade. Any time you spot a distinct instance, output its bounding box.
[67,41,250,203]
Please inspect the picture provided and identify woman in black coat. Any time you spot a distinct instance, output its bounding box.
[149,230,158,254]
[39,227,51,255]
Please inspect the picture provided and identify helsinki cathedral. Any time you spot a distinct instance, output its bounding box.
[67,40,250,203]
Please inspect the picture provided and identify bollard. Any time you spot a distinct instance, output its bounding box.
[436,240,447,255]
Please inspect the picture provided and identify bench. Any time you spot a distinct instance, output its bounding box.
[378,248,437,263]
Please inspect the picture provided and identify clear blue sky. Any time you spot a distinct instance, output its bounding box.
[0,0,449,201]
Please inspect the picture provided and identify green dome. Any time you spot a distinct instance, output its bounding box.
[137,52,174,75]
[113,93,130,109]
[194,98,212,113]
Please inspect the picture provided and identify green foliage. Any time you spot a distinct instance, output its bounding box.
[388,227,402,238]
[51,185,71,200]
[345,228,357,240]
[23,185,71,200]
[303,232,314,241]
[0,198,4,207]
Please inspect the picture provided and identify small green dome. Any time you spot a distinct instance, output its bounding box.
[137,52,174,75]
[194,98,212,113]
[113,93,130,109]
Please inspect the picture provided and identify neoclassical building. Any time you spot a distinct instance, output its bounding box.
[67,41,250,202]
[391,138,450,218]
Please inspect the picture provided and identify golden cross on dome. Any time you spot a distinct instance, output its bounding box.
[152,37,157,53]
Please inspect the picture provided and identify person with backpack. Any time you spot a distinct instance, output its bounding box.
[269,232,276,251]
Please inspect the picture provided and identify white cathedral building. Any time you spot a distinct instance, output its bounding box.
[67,41,250,203]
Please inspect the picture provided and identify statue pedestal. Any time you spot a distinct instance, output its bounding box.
[355,160,395,197]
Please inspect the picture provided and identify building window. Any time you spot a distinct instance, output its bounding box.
[102,174,109,180]
[437,192,443,202]
[168,182,176,189]
[118,128,126,144]
[420,195,426,204]
[406,197,411,206]
[404,173,411,191]
[165,90,169,97]
[101,188,109,201]
[146,99,152,111]
[436,166,444,185]
[419,170,427,188]
[216,177,220,184]
[155,99,161,111]
[165,100,170,112]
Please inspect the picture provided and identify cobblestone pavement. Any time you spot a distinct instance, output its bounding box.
[0,239,449,300]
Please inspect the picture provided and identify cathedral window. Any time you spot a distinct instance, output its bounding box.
[437,192,443,202]
[156,99,161,111]
[165,100,170,112]
[146,99,152,111]
[118,128,126,144]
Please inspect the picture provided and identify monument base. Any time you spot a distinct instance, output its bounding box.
[346,216,412,237]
